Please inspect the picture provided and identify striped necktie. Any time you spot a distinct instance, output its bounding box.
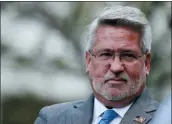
[98,109,118,124]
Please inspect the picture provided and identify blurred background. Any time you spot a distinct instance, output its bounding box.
[1,1,171,124]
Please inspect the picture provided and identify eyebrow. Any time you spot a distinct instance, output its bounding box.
[96,48,114,53]
[119,49,135,53]
[96,48,136,53]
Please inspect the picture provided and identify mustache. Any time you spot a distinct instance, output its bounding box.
[88,73,129,82]
[104,73,129,82]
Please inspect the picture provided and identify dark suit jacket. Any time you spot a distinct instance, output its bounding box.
[34,89,159,124]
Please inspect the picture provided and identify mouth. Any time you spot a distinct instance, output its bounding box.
[105,78,127,85]
[106,77,127,81]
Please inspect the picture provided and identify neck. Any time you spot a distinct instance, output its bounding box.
[94,88,144,108]
[95,94,137,108]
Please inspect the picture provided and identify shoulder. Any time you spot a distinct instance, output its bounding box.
[138,88,160,108]
[34,100,87,124]
[41,100,85,114]
[151,94,171,124]
[35,94,95,124]
[148,96,159,106]
[38,100,85,120]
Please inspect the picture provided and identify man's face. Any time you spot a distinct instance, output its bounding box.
[86,25,151,101]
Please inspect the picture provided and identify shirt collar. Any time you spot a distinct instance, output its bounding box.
[112,101,133,117]
[93,97,133,121]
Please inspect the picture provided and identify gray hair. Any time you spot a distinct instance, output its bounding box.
[86,6,152,53]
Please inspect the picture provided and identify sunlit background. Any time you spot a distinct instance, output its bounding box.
[1,2,171,124]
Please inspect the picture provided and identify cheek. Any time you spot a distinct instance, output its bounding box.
[125,63,145,80]
[90,61,109,77]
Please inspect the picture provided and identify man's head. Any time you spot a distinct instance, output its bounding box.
[85,6,152,107]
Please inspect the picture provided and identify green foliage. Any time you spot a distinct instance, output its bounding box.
[15,56,33,67]
[1,44,10,54]
[2,94,56,124]
[50,57,69,69]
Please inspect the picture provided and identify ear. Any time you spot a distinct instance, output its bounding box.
[145,52,151,76]
[85,51,91,73]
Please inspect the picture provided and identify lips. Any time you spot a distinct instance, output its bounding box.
[105,78,127,85]
[106,77,127,82]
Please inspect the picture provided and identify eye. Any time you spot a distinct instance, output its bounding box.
[121,53,137,60]
[99,52,113,57]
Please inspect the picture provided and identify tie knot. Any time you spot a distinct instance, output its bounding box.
[102,109,118,122]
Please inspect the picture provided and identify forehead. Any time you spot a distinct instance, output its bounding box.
[94,25,141,52]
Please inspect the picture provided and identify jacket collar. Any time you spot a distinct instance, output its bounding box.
[120,88,159,124]
[70,88,159,124]
[70,94,94,124]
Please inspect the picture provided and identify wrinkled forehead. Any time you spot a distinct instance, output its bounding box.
[93,25,142,52]
[97,25,139,38]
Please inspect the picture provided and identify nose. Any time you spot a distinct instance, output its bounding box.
[109,56,124,73]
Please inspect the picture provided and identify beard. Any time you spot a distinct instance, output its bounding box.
[89,70,146,101]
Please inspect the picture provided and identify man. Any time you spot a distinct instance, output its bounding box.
[34,6,159,124]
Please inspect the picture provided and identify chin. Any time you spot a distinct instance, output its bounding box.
[101,89,127,101]
[103,93,127,101]
[102,87,141,101]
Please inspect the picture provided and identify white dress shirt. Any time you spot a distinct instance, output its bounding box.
[92,98,133,124]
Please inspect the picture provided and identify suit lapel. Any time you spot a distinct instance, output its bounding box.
[67,94,94,124]
[120,88,159,124]
[65,89,158,124]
